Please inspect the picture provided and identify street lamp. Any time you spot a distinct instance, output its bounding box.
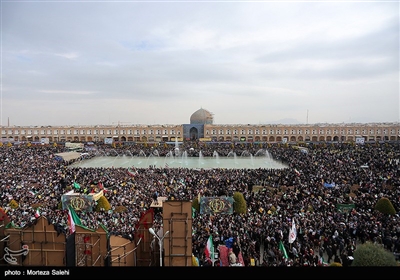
[149,228,170,267]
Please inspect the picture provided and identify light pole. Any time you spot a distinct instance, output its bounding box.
[149,228,169,267]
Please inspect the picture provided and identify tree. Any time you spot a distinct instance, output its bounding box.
[9,199,19,209]
[375,197,396,215]
[114,205,128,213]
[351,241,398,266]
[95,196,111,212]
[233,192,247,214]
[192,197,200,213]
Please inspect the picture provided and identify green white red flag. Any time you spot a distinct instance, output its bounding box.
[205,235,214,261]
[67,205,82,234]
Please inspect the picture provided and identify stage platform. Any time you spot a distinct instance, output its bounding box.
[150,196,167,208]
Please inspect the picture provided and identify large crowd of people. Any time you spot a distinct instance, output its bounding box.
[0,140,399,267]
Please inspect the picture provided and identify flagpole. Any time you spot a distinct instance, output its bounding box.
[211,247,215,266]
[210,216,214,265]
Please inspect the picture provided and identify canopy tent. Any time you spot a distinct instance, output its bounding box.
[54,151,81,162]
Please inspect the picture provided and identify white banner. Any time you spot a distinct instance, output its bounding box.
[355,137,365,144]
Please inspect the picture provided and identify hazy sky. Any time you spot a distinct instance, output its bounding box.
[1,0,399,126]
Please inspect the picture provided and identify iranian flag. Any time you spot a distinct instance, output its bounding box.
[67,205,82,234]
[289,219,297,244]
[34,208,40,218]
[204,235,214,261]
[318,256,329,266]
[127,168,137,177]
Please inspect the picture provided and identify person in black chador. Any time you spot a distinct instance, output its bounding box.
[233,240,241,259]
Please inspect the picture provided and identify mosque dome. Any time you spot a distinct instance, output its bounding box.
[190,108,214,124]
